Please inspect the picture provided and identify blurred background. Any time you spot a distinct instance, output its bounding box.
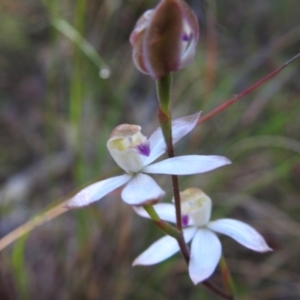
[0,0,300,299]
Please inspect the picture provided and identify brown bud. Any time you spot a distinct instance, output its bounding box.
[130,0,199,79]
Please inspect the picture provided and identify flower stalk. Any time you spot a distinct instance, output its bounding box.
[143,205,181,238]
[156,73,172,118]
[156,74,189,254]
[143,204,190,263]
[155,78,235,300]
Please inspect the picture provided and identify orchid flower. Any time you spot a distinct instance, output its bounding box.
[133,188,272,284]
[130,0,199,79]
[66,112,230,208]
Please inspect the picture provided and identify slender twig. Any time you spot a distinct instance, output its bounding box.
[198,52,300,126]
[0,202,68,251]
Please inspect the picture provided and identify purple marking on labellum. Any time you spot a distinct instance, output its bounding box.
[138,143,150,156]
[182,32,190,41]
[182,215,189,227]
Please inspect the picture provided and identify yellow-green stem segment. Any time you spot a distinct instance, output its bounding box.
[219,255,237,299]
[143,205,181,238]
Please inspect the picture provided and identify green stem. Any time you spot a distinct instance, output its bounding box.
[69,0,87,184]
[156,74,189,259]
[143,205,181,239]
[219,255,237,299]
[156,73,172,117]
[156,75,182,230]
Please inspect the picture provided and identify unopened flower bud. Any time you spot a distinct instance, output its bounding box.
[130,0,199,79]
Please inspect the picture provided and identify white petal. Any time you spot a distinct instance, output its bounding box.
[143,112,201,165]
[133,227,196,266]
[183,226,198,243]
[171,112,201,144]
[133,235,180,266]
[133,203,176,223]
[144,155,231,175]
[121,173,165,205]
[66,175,131,208]
[207,219,272,252]
[189,229,222,284]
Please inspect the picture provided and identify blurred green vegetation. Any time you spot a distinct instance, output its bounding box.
[0,0,300,299]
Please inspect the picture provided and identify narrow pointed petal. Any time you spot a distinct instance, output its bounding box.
[207,219,272,252]
[189,229,222,284]
[171,112,201,145]
[121,173,165,205]
[66,175,131,208]
[144,112,201,165]
[133,203,176,223]
[144,155,231,175]
[133,235,179,266]
[133,227,196,266]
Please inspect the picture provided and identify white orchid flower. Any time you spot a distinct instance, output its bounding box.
[66,112,231,208]
[133,188,272,284]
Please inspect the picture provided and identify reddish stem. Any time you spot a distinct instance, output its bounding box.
[198,52,300,125]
